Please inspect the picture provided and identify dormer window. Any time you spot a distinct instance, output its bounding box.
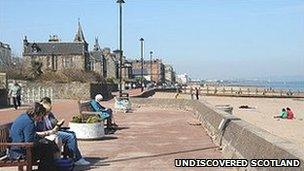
[31,43,40,53]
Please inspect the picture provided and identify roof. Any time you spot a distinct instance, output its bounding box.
[23,42,88,55]
[74,20,86,43]
[90,50,103,61]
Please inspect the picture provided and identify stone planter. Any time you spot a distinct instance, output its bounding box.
[68,122,105,140]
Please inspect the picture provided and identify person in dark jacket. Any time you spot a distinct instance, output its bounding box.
[195,87,199,100]
[37,97,90,166]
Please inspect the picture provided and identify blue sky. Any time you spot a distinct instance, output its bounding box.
[0,0,303,80]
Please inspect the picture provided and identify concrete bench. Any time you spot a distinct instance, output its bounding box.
[0,122,35,171]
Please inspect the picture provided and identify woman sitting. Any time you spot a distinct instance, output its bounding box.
[90,94,117,133]
[9,102,58,171]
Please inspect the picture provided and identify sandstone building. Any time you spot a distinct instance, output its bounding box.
[131,59,165,84]
[23,21,92,72]
[0,41,11,69]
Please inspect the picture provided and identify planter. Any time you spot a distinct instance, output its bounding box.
[68,122,105,140]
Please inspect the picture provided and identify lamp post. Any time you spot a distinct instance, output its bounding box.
[117,0,125,97]
[149,51,153,82]
[139,38,144,92]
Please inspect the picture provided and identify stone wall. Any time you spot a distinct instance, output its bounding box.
[7,80,112,105]
[131,98,304,171]
[0,73,8,107]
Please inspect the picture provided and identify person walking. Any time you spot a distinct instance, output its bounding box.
[189,87,194,100]
[9,81,22,110]
[195,87,199,100]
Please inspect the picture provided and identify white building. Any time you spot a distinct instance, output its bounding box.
[176,73,190,85]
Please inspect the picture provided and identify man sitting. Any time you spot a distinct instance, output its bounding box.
[274,108,288,119]
[90,94,117,133]
[37,97,90,166]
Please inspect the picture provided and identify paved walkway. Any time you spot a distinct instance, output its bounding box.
[0,100,223,171]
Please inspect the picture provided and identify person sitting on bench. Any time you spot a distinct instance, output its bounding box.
[9,102,58,171]
[90,94,117,133]
[36,97,90,166]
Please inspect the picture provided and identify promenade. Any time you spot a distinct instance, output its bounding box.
[0,99,223,171]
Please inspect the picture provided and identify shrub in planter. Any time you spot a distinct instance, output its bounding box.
[71,115,102,123]
[69,115,105,139]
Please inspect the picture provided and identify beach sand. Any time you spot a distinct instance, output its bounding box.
[152,92,304,150]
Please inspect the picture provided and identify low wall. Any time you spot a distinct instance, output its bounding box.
[133,88,156,98]
[131,98,304,171]
[0,89,8,107]
[6,80,112,105]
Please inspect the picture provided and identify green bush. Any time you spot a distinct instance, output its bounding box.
[71,115,101,123]
[71,115,82,123]
[86,116,100,123]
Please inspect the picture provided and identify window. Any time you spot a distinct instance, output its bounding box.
[63,57,73,68]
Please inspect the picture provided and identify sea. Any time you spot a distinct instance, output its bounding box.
[229,80,304,92]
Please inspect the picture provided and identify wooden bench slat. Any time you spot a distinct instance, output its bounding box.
[0,122,35,170]
[0,143,34,147]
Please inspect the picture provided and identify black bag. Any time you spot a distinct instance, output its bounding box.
[33,138,59,171]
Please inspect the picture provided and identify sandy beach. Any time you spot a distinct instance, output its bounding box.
[152,92,304,150]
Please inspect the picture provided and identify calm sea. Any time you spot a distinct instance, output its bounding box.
[230,81,304,92]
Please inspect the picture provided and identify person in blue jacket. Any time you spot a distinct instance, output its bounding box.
[90,94,117,133]
[9,102,58,171]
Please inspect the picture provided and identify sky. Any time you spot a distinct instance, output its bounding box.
[0,0,304,80]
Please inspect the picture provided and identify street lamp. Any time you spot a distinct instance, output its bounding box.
[139,38,144,92]
[149,51,153,82]
[117,0,125,97]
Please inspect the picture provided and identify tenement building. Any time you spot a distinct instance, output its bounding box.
[131,59,165,84]
[164,64,176,84]
[23,21,92,72]
[0,41,11,69]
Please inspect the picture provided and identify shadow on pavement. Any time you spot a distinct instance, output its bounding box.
[74,157,109,171]
[101,146,218,164]
[115,126,130,130]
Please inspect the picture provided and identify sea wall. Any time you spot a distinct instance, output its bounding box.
[131,98,304,171]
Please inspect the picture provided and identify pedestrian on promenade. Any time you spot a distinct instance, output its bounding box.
[195,87,199,100]
[190,87,194,100]
[9,80,22,110]
[37,97,91,166]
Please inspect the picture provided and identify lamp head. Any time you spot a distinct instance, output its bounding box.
[140,38,144,41]
[116,0,125,4]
